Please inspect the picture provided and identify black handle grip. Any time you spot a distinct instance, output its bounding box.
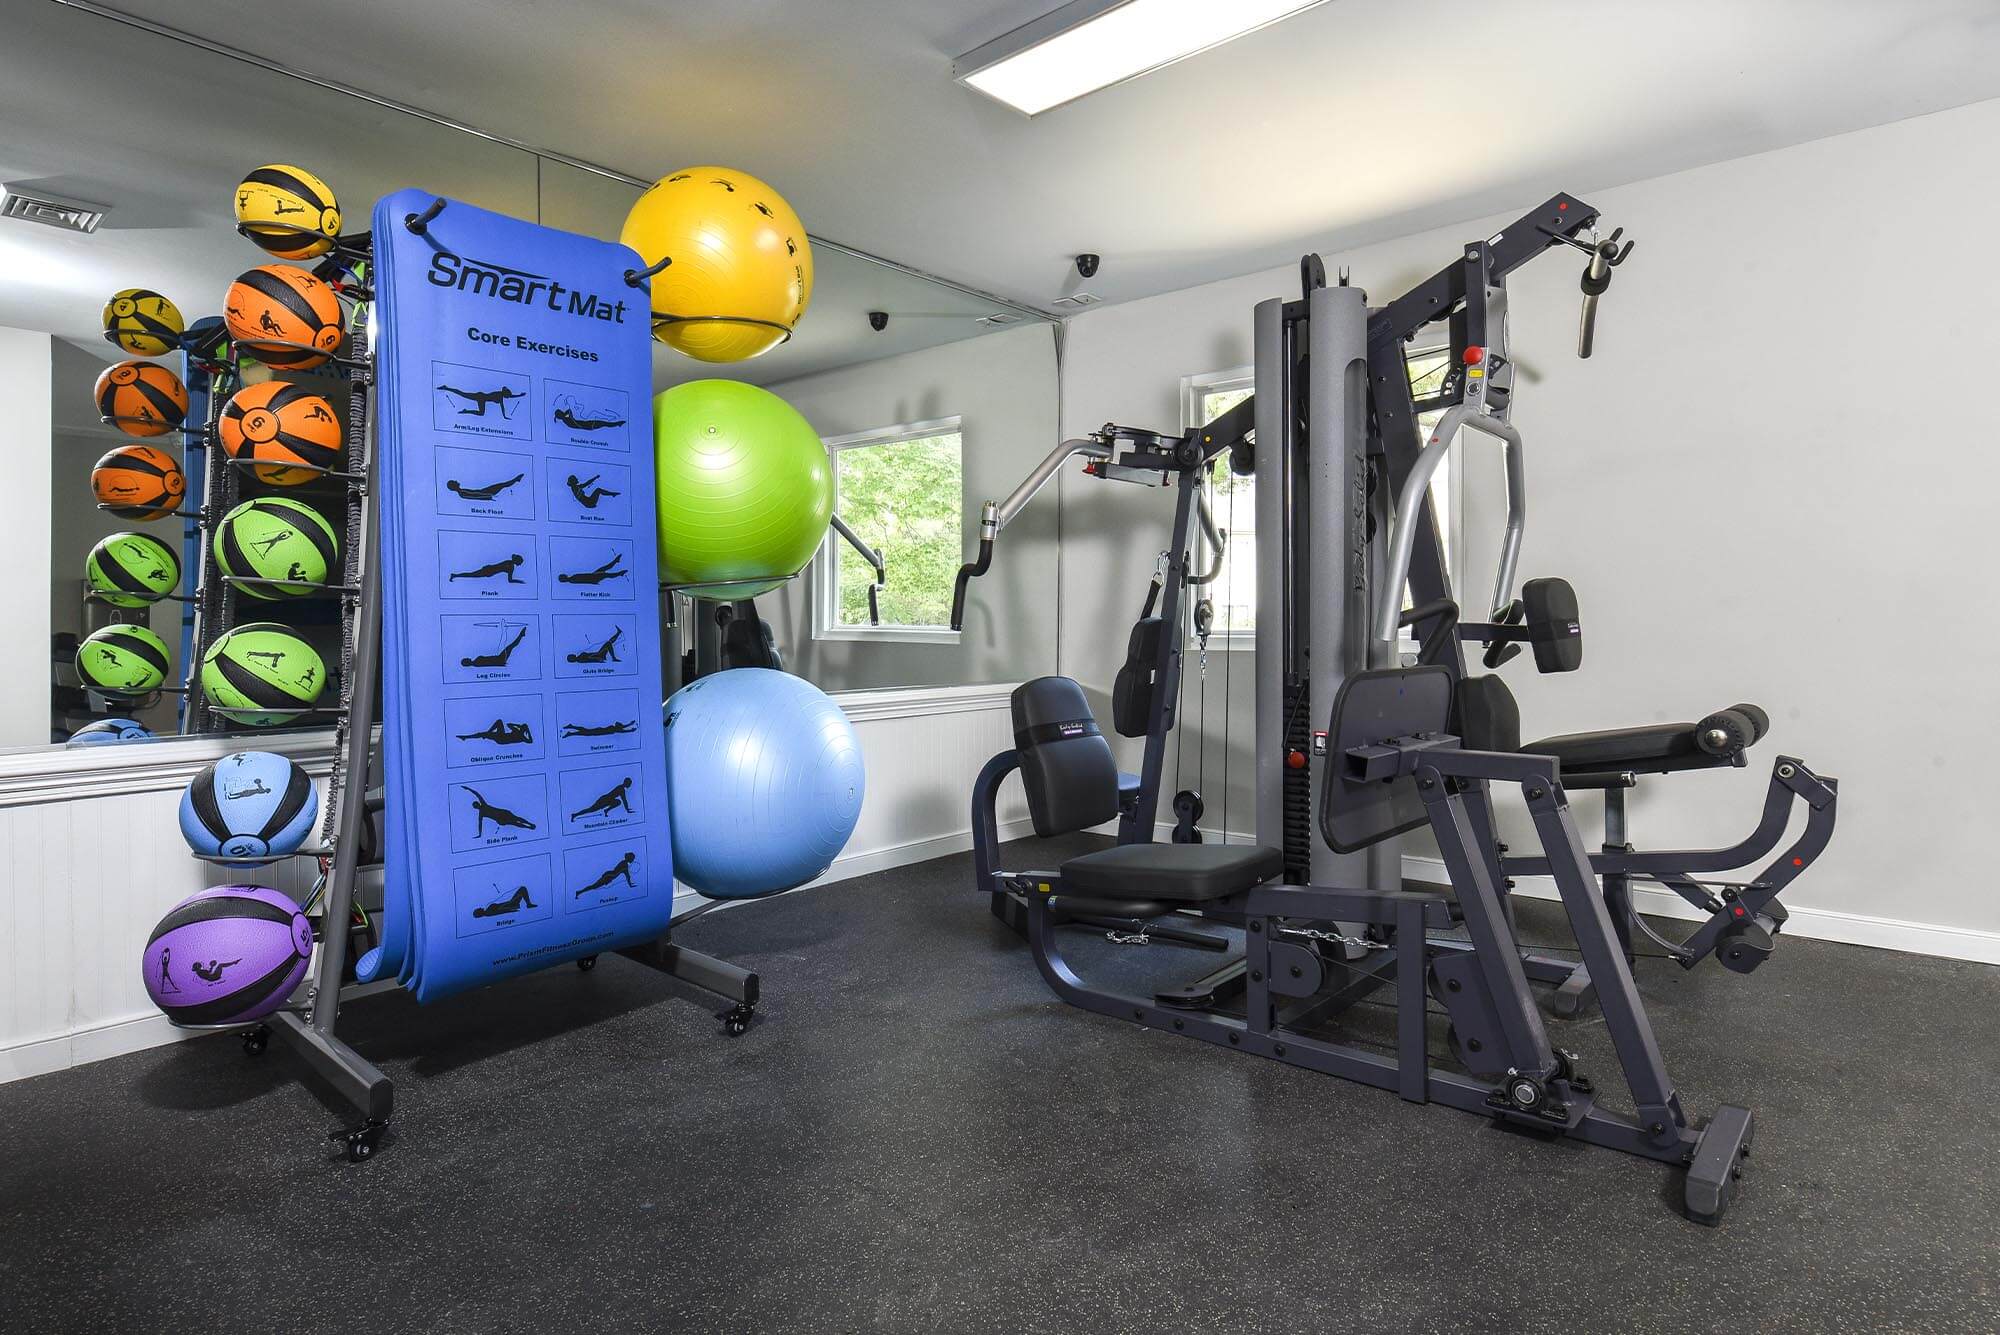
[949,539,994,631]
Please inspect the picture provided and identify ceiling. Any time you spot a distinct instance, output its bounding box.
[5,0,2000,360]
[37,0,2000,311]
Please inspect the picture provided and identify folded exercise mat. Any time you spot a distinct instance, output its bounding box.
[358,190,674,1001]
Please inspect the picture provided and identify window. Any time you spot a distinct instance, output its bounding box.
[812,417,964,643]
[1182,368,1257,645]
[1181,349,1459,646]
[1404,345,1456,581]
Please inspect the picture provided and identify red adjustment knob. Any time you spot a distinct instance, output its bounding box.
[1463,345,1485,365]
[1732,905,1747,918]
[1286,750,1307,770]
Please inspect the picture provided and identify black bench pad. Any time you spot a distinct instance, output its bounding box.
[1060,843,1284,904]
[1524,722,1706,772]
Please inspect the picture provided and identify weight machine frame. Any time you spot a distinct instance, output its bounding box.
[960,413,1248,947]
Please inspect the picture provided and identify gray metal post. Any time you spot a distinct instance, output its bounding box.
[1251,297,1289,856]
[1304,285,1385,892]
[269,332,390,1135]
[313,405,377,1036]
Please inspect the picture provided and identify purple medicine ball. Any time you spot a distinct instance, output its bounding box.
[142,886,314,1026]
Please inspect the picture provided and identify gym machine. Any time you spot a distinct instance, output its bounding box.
[1254,193,1835,1003]
[980,192,1839,1222]
[955,411,1249,947]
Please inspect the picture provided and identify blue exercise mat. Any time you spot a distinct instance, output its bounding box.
[359,189,673,1002]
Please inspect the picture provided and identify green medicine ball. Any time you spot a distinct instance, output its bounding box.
[76,623,171,696]
[653,379,832,599]
[214,496,338,598]
[86,531,181,607]
[201,622,326,726]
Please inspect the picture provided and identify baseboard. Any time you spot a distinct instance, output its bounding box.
[1401,854,2000,966]
[672,814,1038,916]
[0,1012,191,1084]
[1147,827,2000,966]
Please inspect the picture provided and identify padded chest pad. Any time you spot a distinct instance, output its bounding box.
[1111,617,1165,738]
[1013,676,1121,838]
[1521,578,1582,674]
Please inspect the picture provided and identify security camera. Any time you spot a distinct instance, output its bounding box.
[1075,253,1100,279]
[868,310,888,332]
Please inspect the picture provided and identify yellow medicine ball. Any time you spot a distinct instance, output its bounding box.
[619,166,813,363]
[101,288,184,357]
[235,163,342,260]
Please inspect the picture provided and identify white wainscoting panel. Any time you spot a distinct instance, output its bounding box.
[2,684,1025,1084]
[0,731,336,1083]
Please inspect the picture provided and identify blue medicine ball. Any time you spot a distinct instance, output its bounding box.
[179,750,319,866]
[66,718,154,747]
[663,668,865,899]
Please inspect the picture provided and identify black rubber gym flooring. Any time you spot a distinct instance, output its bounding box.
[3,835,1997,1333]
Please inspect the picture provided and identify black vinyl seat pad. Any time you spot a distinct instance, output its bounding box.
[1523,722,1707,773]
[1060,843,1284,904]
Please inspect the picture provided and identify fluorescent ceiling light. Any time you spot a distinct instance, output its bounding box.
[954,0,1333,116]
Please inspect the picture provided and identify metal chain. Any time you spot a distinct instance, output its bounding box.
[1279,925,1388,952]
[1105,929,1151,946]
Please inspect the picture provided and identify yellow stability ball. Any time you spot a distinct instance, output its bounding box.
[619,166,813,363]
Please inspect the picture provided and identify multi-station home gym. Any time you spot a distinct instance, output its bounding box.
[1,2,1996,1331]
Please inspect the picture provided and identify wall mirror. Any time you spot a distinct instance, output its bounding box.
[1,1,1059,755]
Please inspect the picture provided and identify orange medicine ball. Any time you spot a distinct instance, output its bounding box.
[218,381,342,484]
[94,360,188,437]
[223,264,343,369]
[92,444,186,520]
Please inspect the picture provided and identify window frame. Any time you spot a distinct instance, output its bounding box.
[811,415,965,645]
[1179,367,1258,649]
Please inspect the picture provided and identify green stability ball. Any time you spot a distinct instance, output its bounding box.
[654,379,832,599]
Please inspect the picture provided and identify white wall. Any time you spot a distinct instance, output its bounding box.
[1057,97,2000,955]
[759,321,1060,692]
[1,327,54,748]
[0,684,1027,1083]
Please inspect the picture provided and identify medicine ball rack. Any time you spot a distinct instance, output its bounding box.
[135,230,401,1160]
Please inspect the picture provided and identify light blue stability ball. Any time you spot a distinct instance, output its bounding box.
[663,668,865,899]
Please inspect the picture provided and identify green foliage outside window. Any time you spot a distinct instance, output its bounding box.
[833,432,963,628]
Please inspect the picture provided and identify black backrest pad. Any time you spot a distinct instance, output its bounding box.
[1110,617,1163,738]
[1013,676,1121,838]
[1521,577,1582,674]
[1453,675,1521,754]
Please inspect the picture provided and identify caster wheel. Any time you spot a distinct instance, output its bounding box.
[332,1119,387,1163]
[241,1025,270,1057]
[576,955,597,972]
[720,1004,753,1037]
